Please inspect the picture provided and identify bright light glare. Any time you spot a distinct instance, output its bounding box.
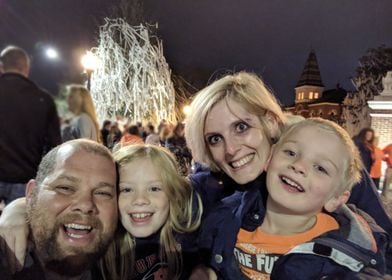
[45,48,59,60]
[183,105,191,116]
[81,51,100,71]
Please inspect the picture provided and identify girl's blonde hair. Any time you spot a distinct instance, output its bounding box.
[185,71,285,171]
[101,144,203,280]
[67,84,101,143]
[276,117,363,193]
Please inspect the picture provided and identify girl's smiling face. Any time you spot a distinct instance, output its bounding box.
[204,98,273,184]
[118,158,169,238]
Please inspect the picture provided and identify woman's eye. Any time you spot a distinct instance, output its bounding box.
[235,122,249,133]
[283,149,296,157]
[207,135,222,145]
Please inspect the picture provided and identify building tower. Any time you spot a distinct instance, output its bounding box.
[294,50,325,108]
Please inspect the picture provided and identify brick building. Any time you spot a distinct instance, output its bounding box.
[285,50,349,125]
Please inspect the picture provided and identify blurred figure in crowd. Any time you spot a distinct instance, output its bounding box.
[0,45,61,205]
[353,128,374,172]
[100,120,111,147]
[370,136,384,190]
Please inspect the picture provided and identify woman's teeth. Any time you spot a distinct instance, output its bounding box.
[231,154,254,168]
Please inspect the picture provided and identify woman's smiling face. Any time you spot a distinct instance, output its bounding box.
[204,98,273,184]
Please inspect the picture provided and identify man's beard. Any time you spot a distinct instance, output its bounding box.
[28,209,113,277]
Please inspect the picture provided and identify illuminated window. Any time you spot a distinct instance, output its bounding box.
[314,92,319,98]
[309,92,313,99]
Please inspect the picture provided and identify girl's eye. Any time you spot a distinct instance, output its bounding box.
[235,122,249,133]
[207,135,222,145]
[149,186,162,192]
[283,149,296,157]
[120,187,132,193]
[315,165,328,175]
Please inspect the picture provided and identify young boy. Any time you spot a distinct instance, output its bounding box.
[234,118,387,279]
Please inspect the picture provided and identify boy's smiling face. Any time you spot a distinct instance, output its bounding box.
[266,124,349,216]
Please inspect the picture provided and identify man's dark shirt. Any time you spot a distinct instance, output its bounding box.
[0,73,61,183]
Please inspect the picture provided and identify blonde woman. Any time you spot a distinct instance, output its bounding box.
[101,144,203,279]
[62,84,101,142]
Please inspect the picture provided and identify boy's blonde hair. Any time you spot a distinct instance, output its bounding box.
[101,144,202,280]
[275,118,362,193]
[185,71,285,171]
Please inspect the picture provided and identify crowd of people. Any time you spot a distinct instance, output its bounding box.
[0,45,391,279]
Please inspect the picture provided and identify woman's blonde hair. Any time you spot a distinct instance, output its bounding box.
[67,84,101,143]
[101,144,203,280]
[185,71,285,171]
[275,117,363,193]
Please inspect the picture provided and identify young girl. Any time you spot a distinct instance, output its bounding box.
[100,144,203,280]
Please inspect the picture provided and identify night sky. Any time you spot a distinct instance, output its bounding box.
[1,0,391,106]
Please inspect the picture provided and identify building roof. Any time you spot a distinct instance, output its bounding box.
[296,50,324,87]
[309,85,348,104]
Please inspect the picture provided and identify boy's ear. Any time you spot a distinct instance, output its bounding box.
[25,179,37,204]
[324,191,350,213]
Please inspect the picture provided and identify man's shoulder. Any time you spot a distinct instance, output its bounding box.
[1,73,54,99]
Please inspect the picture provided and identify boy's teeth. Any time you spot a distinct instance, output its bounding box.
[231,154,254,168]
[281,176,304,192]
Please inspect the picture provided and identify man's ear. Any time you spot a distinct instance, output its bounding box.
[324,191,350,213]
[25,179,37,203]
[265,111,280,141]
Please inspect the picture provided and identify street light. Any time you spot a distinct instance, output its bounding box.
[182,105,191,116]
[81,51,99,90]
[45,47,59,60]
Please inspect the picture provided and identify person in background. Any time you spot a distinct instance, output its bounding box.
[120,124,144,147]
[158,119,168,134]
[100,120,111,147]
[0,45,61,205]
[370,136,384,190]
[145,124,161,146]
[107,122,122,150]
[383,143,392,194]
[166,122,192,176]
[159,124,172,147]
[353,128,375,172]
[62,84,101,143]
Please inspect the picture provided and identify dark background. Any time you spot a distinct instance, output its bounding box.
[1,0,391,106]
